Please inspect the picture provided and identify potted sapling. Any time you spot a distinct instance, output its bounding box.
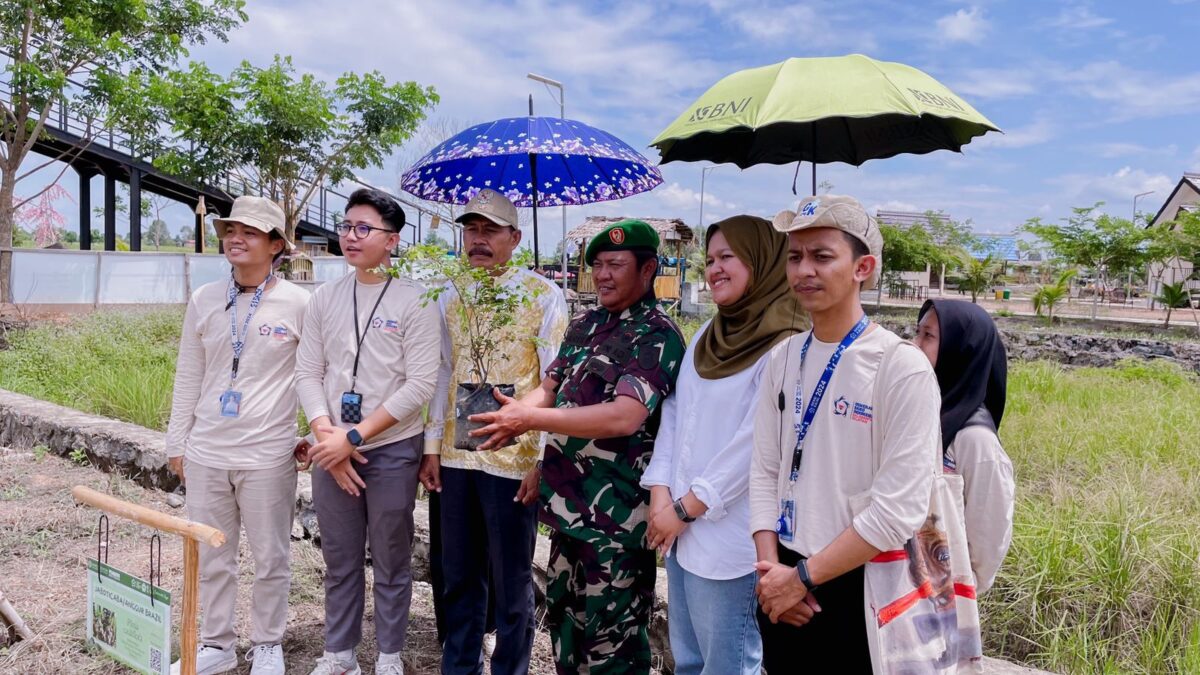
[392,243,544,451]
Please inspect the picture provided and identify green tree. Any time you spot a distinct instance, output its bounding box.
[1031,268,1077,324]
[423,231,453,251]
[118,56,438,242]
[1022,204,1150,319]
[958,255,1000,303]
[0,0,247,301]
[1154,281,1191,329]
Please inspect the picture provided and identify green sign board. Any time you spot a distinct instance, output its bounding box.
[86,558,171,675]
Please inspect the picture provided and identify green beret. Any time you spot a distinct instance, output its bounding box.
[585,219,660,264]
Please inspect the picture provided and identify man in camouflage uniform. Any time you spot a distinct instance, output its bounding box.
[469,219,685,674]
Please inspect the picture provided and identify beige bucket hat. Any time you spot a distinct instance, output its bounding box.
[773,194,882,289]
[213,196,294,250]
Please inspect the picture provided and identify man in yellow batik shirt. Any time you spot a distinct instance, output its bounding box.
[419,188,567,675]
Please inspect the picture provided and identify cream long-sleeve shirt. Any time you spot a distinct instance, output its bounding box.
[642,321,766,580]
[165,278,310,469]
[948,424,1015,594]
[749,326,941,557]
[294,271,441,450]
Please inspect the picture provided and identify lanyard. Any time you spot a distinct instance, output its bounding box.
[350,276,393,392]
[789,313,870,482]
[227,273,272,384]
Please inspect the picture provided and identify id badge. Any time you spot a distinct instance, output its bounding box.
[776,498,796,542]
[340,391,363,424]
[219,390,242,418]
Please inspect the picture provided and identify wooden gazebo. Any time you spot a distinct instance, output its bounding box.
[566,217,694,301]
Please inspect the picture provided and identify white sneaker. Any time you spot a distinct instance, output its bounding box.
[170,645,238,675]
[483,632,497,658]
[309,651,362,675]
[376,652,405,675]
[246,644,285,675]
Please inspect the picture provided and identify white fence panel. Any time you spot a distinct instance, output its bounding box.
[98,253,187,304]
[11,250,98,304]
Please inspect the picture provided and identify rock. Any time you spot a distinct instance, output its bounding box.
[165,492,185,509]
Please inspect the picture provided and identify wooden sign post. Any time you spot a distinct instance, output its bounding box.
[73,486,225,675]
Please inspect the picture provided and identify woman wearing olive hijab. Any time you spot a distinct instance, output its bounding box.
[913,298,1015,594]
[642,215,805,675]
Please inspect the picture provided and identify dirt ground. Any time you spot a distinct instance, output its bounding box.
[0,448,567,674]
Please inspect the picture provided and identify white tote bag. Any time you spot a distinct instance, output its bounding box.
[851,340,984,675]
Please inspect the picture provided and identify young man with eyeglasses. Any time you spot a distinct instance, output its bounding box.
[165,196,309,675]
[295,187,442,675]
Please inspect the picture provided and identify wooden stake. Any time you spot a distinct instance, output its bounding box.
[181,538,199,675]
[0,586,36,644]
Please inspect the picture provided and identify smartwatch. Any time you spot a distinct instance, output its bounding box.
[672,498,697,523]
[346,427,364,448]
[796,558,819,593]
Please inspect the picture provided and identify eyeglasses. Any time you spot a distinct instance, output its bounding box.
[336,222,394,239]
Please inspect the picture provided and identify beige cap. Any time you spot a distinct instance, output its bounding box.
[213,196,294,250]
[773,194,882,289]
[455,188,518,229]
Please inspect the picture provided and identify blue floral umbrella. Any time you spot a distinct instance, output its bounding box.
[400,116,663,261]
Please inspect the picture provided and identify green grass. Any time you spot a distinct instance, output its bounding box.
[987,359,1200,674]
[0,309,182,429]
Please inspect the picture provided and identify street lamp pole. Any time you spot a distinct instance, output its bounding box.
[1134,190,1155,224]
[699,166,722,231]
[528,73,567,290]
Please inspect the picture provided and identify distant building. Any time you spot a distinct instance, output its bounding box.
[1147,173,1200,297]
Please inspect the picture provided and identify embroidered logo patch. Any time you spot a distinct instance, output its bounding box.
[383,319,400,333]
[801,200,819,216]
[833,395,849,417]
[258,324,271,336]
[852,402,874,424]
[371,317,384,329]
[609,228,626,244]
[272,326,289,340]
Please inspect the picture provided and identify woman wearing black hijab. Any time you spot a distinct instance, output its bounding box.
[913,299,1014,594]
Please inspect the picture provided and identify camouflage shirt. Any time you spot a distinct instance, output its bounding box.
[538,292,686,548]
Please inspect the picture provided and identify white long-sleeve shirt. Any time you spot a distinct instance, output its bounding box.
[423,267,567,479]
[949,424,1015,594]
[642,321,765,580]
[165,279,310,469]
[749,326,941,557]
[294,271,441,450]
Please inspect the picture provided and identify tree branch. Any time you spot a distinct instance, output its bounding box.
[13,161,75,209]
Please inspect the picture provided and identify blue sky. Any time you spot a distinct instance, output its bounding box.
[20,0,1200,249]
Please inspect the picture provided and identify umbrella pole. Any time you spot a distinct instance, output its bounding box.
[811,122,818,197]
[529,152,540,267]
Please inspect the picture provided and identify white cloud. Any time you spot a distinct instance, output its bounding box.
[951,68,1036,100]
[936,7,988,44]
[1043,5,1114,30]
[655,182,736,212]
[1055,61,1200,121]
[872,200,920,214]
[1089,142,1178,159]
[1047,166,1175,205]
[706,0,878,52]
[973,117,1055,149]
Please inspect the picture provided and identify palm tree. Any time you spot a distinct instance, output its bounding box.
[959,255,997,303]
[1154,281,1191,328]
[1032,269,1077,324]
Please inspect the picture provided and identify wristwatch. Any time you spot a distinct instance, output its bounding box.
[346,427,364,448]
[796,558,819,593]
[672,498,697,523]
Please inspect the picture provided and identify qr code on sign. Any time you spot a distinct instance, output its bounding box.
[149,646,163,672]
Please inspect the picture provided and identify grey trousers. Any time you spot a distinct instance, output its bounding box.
[312,433,422,654]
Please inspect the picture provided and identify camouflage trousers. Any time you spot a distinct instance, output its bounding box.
[545,531,657,675]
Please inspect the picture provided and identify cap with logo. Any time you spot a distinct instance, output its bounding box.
[585,219,660,265]
[455,188,519,229]
[773,194,882,289]
[213,196,295,250]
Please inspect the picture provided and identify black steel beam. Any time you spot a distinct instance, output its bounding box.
[128,167,141,252]
[103,173,116,251]
[78,169,92,250]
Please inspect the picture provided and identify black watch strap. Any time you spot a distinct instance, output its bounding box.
[346,428,364,447]
[673,498,697,523]
[797,558,819,592]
